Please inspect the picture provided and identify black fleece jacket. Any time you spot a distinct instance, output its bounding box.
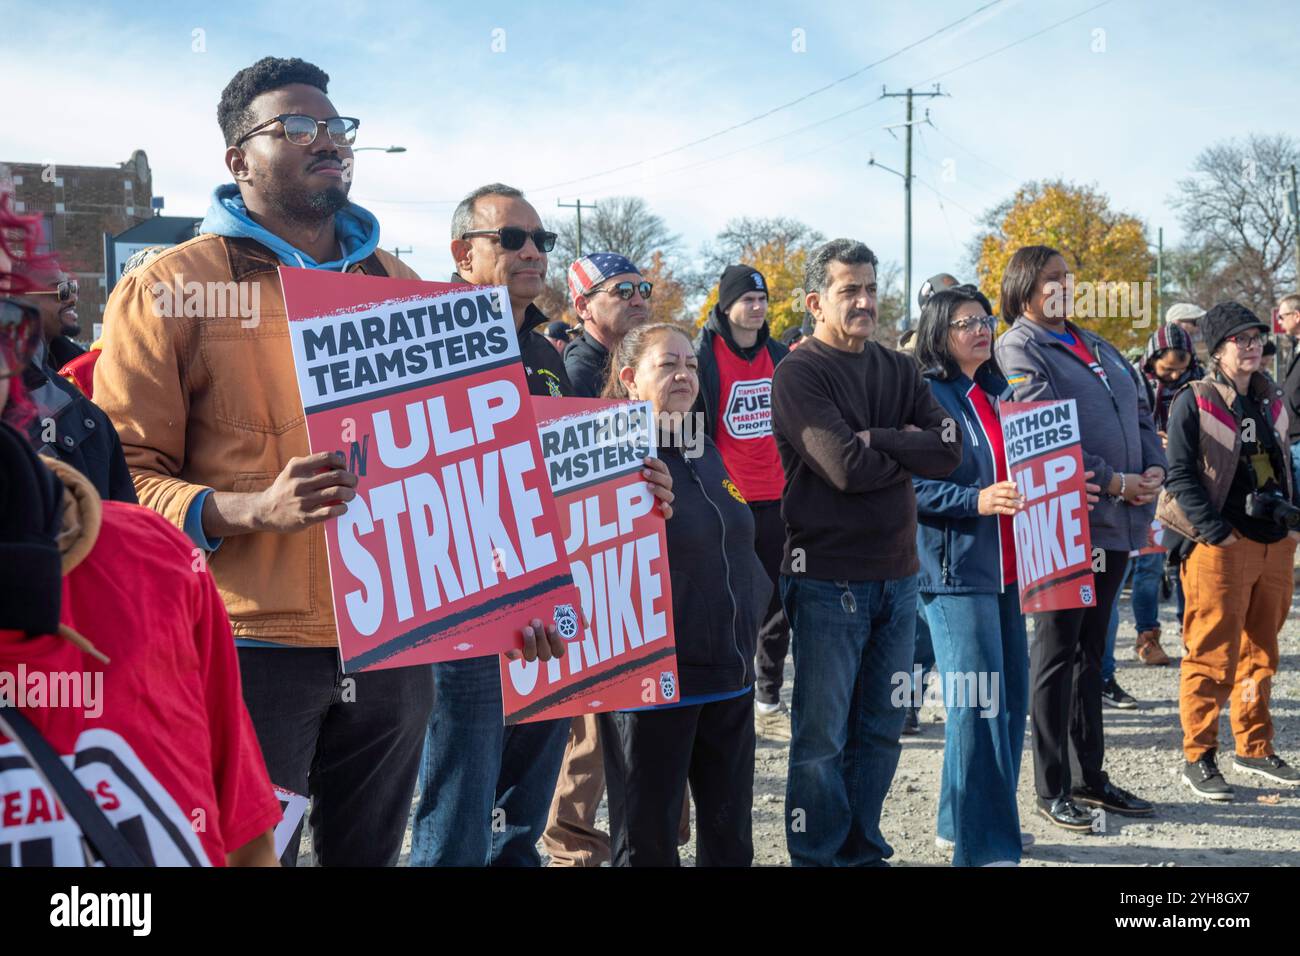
[659,436,771,697]
[451,273,571,398]
[563,330,610,399]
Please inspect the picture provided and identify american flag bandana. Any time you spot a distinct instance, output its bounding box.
[567,252,641,306]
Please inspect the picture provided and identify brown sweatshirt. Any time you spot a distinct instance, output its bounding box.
[771,336,962,580]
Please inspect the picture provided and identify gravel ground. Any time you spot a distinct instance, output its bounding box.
[300,587,1300,867]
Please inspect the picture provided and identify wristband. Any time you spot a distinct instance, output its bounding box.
[1118,473,1127,500]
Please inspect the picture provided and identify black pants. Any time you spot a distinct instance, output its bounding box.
[599,691,755,866]
[750,500,791,705]
[1029,551,1129,801]
[237,646,435,866]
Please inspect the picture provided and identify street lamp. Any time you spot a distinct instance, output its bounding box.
[353,146,407,153]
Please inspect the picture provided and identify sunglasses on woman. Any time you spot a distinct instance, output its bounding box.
[27,278,78,303]
[951,315,995,334]
[236,114,360,148]
[587,280,653,301]
[460,227,558,253]
[0,299,42,378]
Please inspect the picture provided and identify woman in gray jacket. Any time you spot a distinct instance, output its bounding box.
[994,245,1166,831]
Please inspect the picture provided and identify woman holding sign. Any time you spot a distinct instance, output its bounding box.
[911,286,1030,865]
[995,246,1166,831]
[599,322,771,866]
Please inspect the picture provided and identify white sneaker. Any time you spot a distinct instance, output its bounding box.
[935,835,955,851]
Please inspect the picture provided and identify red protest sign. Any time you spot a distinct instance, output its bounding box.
[501,398,679,724]
[1002,399,1097,612]
[281,267,579,671]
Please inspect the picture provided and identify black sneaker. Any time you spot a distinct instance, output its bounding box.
[1071,781,1154,816]
[1232,754,1300,785]
[1036,797,1095,832]
[1183,752,1234,801]
[900,707,920,737]
[1101,678,1137,709]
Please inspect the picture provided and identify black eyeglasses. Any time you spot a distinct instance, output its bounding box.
[951,315,995,334]
[236,114,360,148]
[587,280,653,301]
[460,227,557,253]
[1228,332,1267,350]
[27,279,78,303]
[0,299,42,378]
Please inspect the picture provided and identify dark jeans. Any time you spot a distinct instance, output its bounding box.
[910,605,935,699]
[1029,551,1129,801]
[600,691,755,866]
[781,573,918,867]
[751,500,791,705]
[237,646,434,867]
[409,655,570,866]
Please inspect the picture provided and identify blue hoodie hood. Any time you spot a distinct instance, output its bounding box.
[199,183,381,271]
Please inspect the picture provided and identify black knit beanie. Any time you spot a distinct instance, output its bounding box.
[717,264,768,316]
[1201,302,1267,356]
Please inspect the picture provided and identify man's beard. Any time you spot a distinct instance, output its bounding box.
[263,176,350,224]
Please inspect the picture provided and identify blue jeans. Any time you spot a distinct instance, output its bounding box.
[911,606,935,696]
[1102,551,1166,682]
[409,656,570,866]
[923,589,1028,867]
[781,574,918,867]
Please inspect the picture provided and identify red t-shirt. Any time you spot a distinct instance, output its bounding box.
[967,384,1017,587]
[710,336,785,503]
[1060,330,1109,388]
[0,501,280,866]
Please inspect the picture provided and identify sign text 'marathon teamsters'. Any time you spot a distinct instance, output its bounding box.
[281,268,580,671]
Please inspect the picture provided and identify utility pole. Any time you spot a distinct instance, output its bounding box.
[392,247,412,260]
[880,86,945,329]
[558,199,595,258]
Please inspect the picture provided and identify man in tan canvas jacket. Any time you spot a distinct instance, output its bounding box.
[93,56,564,866]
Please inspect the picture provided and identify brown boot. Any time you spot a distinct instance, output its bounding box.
[1135,628,1171,665]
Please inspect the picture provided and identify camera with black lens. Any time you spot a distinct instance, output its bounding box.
[1245,489,1300,530]
[1241,451,1300,529]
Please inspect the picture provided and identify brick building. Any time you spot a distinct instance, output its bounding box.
[0,150,156,336]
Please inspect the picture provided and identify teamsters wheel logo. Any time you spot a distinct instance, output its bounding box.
[1079,585,1094,606]
[554,604,579,640]
[659,671,677,700]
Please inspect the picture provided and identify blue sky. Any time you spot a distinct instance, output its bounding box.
[2,0,1295,303]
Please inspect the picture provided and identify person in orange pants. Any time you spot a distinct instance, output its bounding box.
[1180,536,1295,785]
[1160,302,1300,800]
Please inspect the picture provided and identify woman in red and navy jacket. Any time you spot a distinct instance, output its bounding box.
[911,286,1029,867]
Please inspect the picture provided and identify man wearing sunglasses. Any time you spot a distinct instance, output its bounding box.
[92,57,443,867]
[448,183,570,401]
[563,253,652,399]
[9,267,137,505]
[411,187,674,867]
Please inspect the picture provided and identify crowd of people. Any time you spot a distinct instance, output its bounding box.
[3,55,1299,868]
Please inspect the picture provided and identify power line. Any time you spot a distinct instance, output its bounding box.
[522,0,1008,195]
[915,0,1115,85]
[360,0,1102,209]
[926,122,1021,187]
